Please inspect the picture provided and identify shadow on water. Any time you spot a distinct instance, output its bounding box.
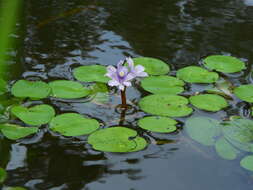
[1,0,253,189]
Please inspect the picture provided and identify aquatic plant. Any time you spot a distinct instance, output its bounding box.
[2,54,253,171]
[105,57,148,108]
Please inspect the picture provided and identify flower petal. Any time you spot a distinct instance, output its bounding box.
[118,84,125,91]
[135,65,145,73]
[117,60,124,68]
[137,72,148,77]
[108,80,120,87]
[123,81,132,87]
[126,57,134,70]
[105,66,117,78]
[125,73,135,81]
[107,65,117,73]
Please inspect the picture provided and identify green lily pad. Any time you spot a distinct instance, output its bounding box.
[88,127,147,152]
[222,119,253,152]
[139,94,193,117]
[141,76,184,94]
[215,137,238,160]
[0,123,38,140]
[73,65,109,83]
[189,94,228,112]
[176,66,219,83]
[11,80,51,99]
[133,57,170,75]
[11,104,55,126]
[234,84,253,103]
[49,80,90,99]
[185,117,221,146]
[0,168,7,183]
[204,55,245,73]
[138,116,177,133]
[49,113,100,136]
[240,155,253,171]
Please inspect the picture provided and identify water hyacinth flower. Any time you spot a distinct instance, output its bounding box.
[105,58,148,90]
[105,57,148,108]
[105,60,134,91]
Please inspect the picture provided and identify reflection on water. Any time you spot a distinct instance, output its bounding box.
[1,0,253,189]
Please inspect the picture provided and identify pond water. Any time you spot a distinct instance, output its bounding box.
[1,0,253,189]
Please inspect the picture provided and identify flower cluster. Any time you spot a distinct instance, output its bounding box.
[105,57,148,90]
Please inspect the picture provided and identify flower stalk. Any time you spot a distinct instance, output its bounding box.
[120,87,127,108]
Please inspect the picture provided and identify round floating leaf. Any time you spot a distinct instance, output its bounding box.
[176,66,219,83]
[88,127,147,152]
[139,94,193,117]
[11,104,55,126]
[73,65,109,83]
[141,76,184,94]
[133,57,170,75]
[185,117,221,146]
[49,80,90,99]
[138,116,177,133]
[189,94,228,112]
[0,124,38,140]
[204,55,245,73]
[11,80,51,99]
[0,168,7,183]
[222,119,253,152]
[215,137,238,160]
[240,155,253,171]
[50,113,100,136]
[234,85,253,103]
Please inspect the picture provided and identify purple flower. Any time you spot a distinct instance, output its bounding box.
[105,57,148,91]
[126,57,148,78]
[105,60,134,90]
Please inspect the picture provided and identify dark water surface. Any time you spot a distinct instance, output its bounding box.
[1,0,253,189]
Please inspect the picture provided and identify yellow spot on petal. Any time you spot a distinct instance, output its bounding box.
[119,71,125,77]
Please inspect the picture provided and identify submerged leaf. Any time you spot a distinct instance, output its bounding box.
[185,117,221,146]
[50,113,100,136]
[90,83,108,94]
[139,94,193,117]
[189,94,228,112]
[73,65,109,83]
[88,127,147,152]
[204,55,245,73]
[141,76,184,94]
[234,84,253,103]
[11,80,51,99]
[133,57,170,75]
[49,80,90,99]
[0,78,7,95]
[222,119,253,152]
[176,66,219,83]
[0,123,38,140]
[138,116,177,133]
[215,137,238,160]
[0,168,7,183]
[11,104,55,126]
[3,187,27,190]
[240,155,253,171]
